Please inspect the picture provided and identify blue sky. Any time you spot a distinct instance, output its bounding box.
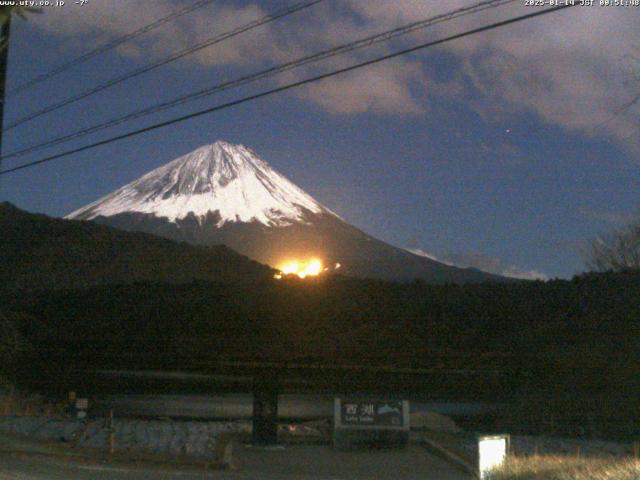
[1,0,639,279]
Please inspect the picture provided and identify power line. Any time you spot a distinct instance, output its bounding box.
[0,11,10,159]
[3,0,324,131]
[591,91,640,133]
[2,0,517,162]
[0,4,576,177]
[8,0,217,96]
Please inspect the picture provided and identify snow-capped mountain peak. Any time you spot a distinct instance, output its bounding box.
[66,141,336,227]
[65,140,508,284]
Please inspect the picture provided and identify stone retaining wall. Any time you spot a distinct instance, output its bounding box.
[0,416,251,458]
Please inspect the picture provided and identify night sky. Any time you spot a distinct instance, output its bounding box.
[1,0,638,279]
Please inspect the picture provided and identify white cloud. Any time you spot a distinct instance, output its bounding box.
[407,248,455,265]
[28,1,640,145]
[293,59,429,115]
[408,248,548,281]
[322,2,640,143]
[324,1,640,145]
[31,0,278,66]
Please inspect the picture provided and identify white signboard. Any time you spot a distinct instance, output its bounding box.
[478,434,509,479]
[334,398,410,431]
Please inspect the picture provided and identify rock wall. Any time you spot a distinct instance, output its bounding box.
[0,416,251,458]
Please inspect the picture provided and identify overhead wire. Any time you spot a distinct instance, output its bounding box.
[3,0,324,131]
[2,0,517,162]
[8,0,218,96]
[0,4,577,176]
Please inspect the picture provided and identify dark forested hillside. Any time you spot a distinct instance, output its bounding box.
[2,202,639,439]
[0,202,274,289]
[2,271,638,385]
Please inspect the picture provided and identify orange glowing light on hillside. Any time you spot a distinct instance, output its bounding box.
[280,259,322,278]
[273,259,343,279]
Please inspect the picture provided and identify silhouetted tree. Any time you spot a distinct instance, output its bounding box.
[587,216,640,271]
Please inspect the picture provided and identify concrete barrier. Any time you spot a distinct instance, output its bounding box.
[0,416,251,459]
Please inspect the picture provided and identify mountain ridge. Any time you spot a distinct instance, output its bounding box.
[66,141,511,284]
[0,201,274,290]
[67,141,338,227]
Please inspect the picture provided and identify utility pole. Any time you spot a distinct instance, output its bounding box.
[0,6,41,183]
[0,8,11,186]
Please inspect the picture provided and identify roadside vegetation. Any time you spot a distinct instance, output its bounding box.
[0,311,61,416]
[0,386,60,417]
[487,455,640,480]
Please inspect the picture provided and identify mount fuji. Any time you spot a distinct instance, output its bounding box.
[67,141,506,283]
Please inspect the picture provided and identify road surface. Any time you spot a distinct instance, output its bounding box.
[0,444,472,480]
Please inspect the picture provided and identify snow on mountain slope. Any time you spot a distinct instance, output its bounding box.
[66,141,337,227]
[65,140,510,284]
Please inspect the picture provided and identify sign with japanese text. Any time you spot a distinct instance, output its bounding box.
[334,398,409,430]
